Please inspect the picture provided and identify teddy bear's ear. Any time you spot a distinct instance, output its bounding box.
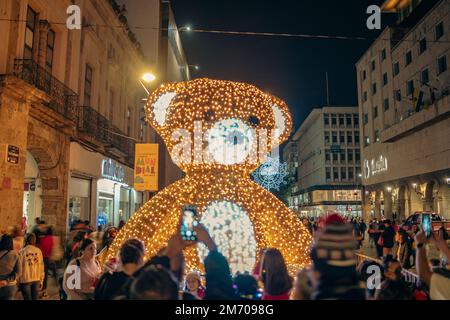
[271,101,292,146]
[145,84,179,131]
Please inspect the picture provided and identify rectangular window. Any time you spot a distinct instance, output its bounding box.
[364,136,370,147]
[371,60,376,71]
[384,98,390,111]
[421,69,429,85]
[438,55,447,75]
[324,131,330,145]
[436,22,444,40]
[419,38,427,54]
[356,167,361,179]
[332,131,338,143]
[83,65,93,106]
[355,131,360,145]
[364,113,368,124]
[363,91,368,102]
[346,114,352,127]
[331,114,337,126]
[381,48,386,61]
[339,115,345,127]
[324,114,329,126]
[339,131,345,144]
[333,152,338,162]
[405,51,412,66]
[375,129,380,142]
[383,73,388,86]
[372,83,377,95]
[407,80,414,96]
[326,167,331,180]
[355,149,361,163]
[333,167,339,181]
[341,167,347,180]
[340,149,346,162]
[347,131,353,144]
[393,62,400,76]
[362,70,367,80]
[373,106,378,118]
[353,114,359,127]
[347,149,353,163]
[46,29,55,72]
[24,6,37,59]
[325,150,331,162]
[348,167,354,180]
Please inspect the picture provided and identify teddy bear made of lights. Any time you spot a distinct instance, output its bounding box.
[106,79,312,273]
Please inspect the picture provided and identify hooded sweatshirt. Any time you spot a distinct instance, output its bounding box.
[18,245,45,284]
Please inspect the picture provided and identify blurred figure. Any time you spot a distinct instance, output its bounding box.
[260,248,293,300]
[375,255,413,300]
[380,219,396,257]
[0,235,21,300]
[8,225,24,253]
[184,271,205,300]
[18,233,44,300]
[310,213,365,300]
[102,227,118,250]
[415,230,450,300]
[233,272,261,300]
[95,238,145,300]
[396,230,412,269]
[128,265,179,300]
[63,239,101,300]
[359,220,367,241]
[368,219,376,248]
[118,220,126,230]
[38,226,55,298]
[291,269,313,300]
[90,226,105,253]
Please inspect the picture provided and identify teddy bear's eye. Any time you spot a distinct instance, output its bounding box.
[204,109,215,122]
[248,115,260,127]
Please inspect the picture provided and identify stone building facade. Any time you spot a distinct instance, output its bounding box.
[356,0,450,220]
[0,0,190,235]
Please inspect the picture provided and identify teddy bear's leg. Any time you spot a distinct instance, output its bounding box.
[239,181,312,271]
[105,182,187,262]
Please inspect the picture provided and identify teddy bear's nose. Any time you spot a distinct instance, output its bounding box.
[227,131,245,145]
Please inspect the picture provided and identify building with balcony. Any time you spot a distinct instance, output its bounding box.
[283,107,362,218]
[0,0,190,235]
[356,0,450,220]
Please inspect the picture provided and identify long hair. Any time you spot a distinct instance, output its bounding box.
[261,248,292,296]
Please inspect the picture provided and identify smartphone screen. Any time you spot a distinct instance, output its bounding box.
[181,205,199,241]
[421,214,432,238]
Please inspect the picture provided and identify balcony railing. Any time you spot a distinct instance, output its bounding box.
[78,106,135,166]
[13,59,78,122]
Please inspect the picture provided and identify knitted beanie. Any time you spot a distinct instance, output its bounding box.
[311,216,359,278]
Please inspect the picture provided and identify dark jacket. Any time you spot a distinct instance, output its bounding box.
[94,271,131,300]
[375,279,413,300]
[381,226,396,248]
[204,251,238,300]
[397,241,412,269]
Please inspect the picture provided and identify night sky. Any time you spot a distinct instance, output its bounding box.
[170,0,395,130]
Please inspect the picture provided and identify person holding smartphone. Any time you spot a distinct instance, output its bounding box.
[414,228,450,300]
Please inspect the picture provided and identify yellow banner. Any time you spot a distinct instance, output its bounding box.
[134,144,158,191]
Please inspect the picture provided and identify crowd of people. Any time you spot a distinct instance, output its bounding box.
[0,213,449,300]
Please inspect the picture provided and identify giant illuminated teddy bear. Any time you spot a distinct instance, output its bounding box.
[105,79,312,273]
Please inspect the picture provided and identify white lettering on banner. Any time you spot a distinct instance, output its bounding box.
[364,155,388,178]
[102,159,125,182]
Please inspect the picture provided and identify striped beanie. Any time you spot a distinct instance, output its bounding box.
[311,215,359,277]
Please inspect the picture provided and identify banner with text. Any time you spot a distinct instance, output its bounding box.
[134,144,158,191]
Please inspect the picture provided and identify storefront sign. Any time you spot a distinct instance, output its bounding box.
[364,155,388,178]
[6,145,19,164]
[134,144,158,191]
[101,159,125,182]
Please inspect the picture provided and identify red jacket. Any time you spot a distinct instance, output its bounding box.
[39,235,54,258]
